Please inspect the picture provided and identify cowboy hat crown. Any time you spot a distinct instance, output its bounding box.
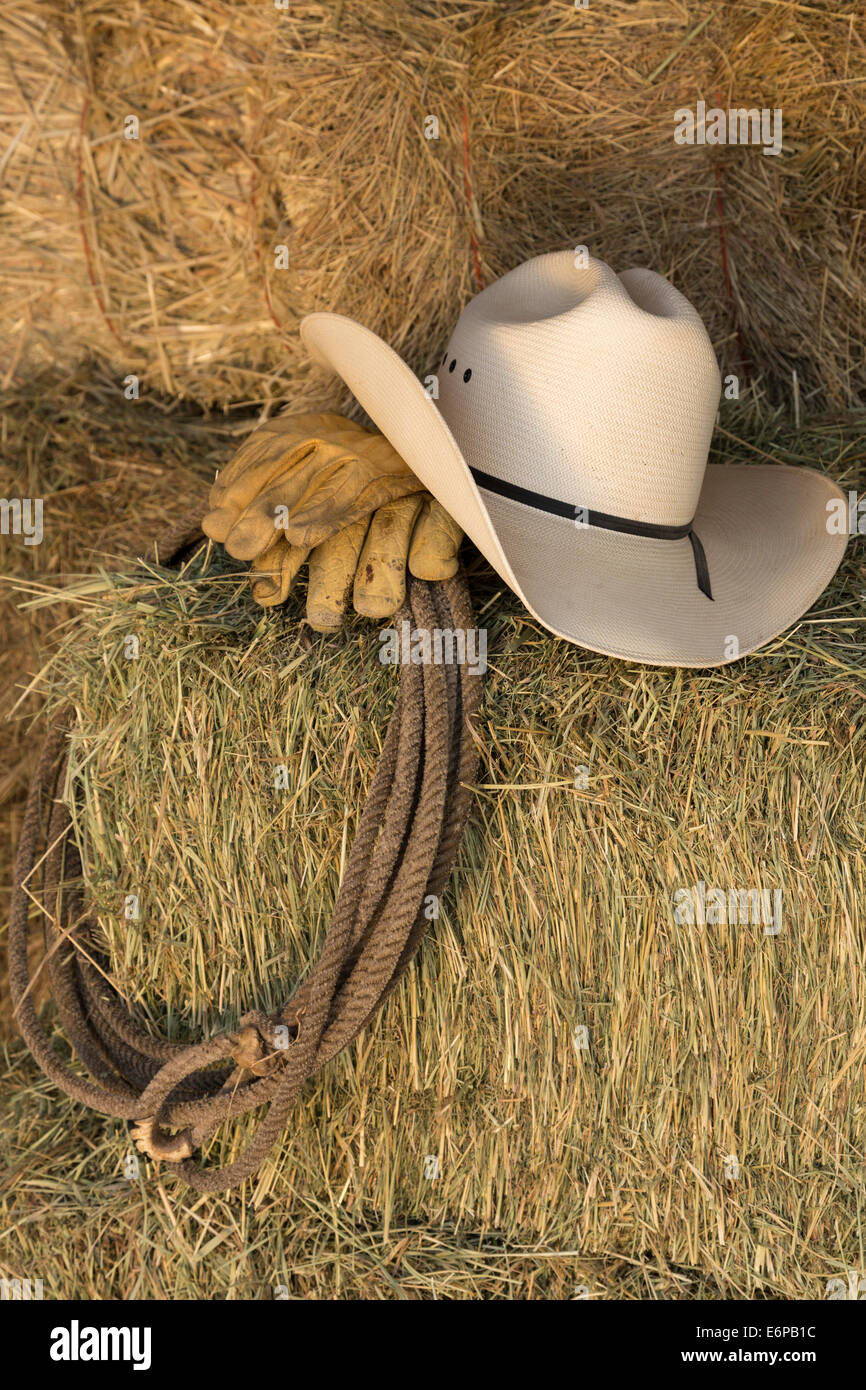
[435,253,721,531]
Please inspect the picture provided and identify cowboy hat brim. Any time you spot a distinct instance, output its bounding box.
[300,312,848,668]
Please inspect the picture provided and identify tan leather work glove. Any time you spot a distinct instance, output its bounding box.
[203,413,425,557]
[202,414,462,631]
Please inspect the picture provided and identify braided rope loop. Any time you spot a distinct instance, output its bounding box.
[10,520,481,1192]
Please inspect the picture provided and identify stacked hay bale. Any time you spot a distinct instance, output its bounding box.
[2,0,862,408]
[1,0,864,1298]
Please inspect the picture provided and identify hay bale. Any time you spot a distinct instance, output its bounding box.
[3,396,863,1296]
[2,1,863,409]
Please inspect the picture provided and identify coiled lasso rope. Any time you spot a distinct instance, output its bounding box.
[10,515,481,1193]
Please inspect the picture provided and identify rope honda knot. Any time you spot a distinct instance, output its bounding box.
[131,1117,195,1164]
[229,1017,285,1078]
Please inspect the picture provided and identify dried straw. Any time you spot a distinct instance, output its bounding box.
[1,1,863,409]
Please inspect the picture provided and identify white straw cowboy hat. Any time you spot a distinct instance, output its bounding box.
[300,251,847,667]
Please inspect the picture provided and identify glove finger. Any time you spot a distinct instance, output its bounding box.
[408,497,463,580]
[306,519,369,632]
[232,431,425,555]
[207,413,361,509]
[217,431,421,559]
[224,466,425,559]
[205,414,424,558]
[203,436,319,543]
[354,494,425,619]
[203,413,375,549]
[249,538,310,608]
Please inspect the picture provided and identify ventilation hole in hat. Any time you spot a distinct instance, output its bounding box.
[449,359,456,372]
[442,353,448,364]
[463,368,472,382]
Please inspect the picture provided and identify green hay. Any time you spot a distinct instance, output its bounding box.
[2,401,864,1299]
